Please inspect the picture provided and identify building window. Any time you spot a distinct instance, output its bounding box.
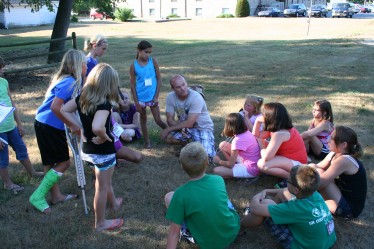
[222,8,229,14]
[171,0,177,2]
[171,8,178,15]
[149,8,155,16]
[195,8,202,16]
[149,0,155,2]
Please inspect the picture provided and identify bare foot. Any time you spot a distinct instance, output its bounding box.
[110,197,123,213]
[96,218,124,232]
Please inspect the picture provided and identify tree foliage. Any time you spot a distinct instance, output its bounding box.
[235,0,250,17]
[1,0,126,63]
[114,7,135,22]
[0,0,54,12]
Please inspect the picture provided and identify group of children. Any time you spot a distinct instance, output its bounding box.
[0,34,367,248]
[169,94,366,248]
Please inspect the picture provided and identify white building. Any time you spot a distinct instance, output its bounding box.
[119,0,238,19]
[0,0,59,29]
[119,0,326,19]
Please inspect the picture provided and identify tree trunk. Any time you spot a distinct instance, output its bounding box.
[47,0,73,63]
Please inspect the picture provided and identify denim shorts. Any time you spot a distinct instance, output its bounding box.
[334,195,354,219]
[263,217,293,249]
[0,127,29,168]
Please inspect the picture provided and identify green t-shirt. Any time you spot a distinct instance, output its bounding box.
[0,77,15,133]
[269,192,336,249]
[166,174,240,249]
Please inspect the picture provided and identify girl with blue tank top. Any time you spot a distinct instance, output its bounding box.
[129,40,167,149]
[29,49,86,213]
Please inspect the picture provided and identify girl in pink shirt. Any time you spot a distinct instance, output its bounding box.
[213,113,261,178]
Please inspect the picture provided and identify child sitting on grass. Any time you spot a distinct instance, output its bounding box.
[241,165,336,249]
[112,89,141,142]
[213,113,260,179]
[164,142,240,249]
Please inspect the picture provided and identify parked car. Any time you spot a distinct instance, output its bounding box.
[284,3,307,17]
[307,4,328,17]
[258,7,281,17]
[332,3,354,18]
[367,4,374,12]
[358,5,371,13]
[90,8,107,20]
[349,3,360,13]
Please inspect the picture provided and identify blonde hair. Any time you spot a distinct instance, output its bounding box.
[245,95,264,115]
[47,49,86,98]
[83,34,108,52]
[179,142,208,178]
[79,63,119,115]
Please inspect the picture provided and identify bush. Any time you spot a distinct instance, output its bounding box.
[216,14,235,18]
[235,0,250,17]
[114,8,135,22]
[70,15,78,23]
[167,14,180,18]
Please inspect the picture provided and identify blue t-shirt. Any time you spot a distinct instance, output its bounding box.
[134,57,157,102]
[35,76,77,130]
[86,56,98,76]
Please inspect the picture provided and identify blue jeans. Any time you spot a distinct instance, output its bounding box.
[0,127,29,168]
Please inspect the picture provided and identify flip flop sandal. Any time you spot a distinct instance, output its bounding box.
[4,184,24,193]
[51,194,78,205]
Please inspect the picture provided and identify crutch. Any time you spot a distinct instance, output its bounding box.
[65,125,89,215]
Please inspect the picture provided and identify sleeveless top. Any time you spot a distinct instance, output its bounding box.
[134,57,157,102]
[312,120,334,152]
[333,154,367,217]
[275,127,308,164]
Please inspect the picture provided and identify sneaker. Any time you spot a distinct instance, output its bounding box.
[274,179,287,189]
[243,207,251,216]
[180,228,195,244]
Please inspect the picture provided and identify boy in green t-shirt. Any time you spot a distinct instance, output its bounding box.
[241,165,336,249]
[165,142,240,249]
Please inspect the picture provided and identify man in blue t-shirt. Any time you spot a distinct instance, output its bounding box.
[241,165,336,249]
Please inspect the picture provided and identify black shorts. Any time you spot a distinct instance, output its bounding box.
[34,120,69,166]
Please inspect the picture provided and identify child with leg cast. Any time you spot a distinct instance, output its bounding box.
[30,49,86,213]
[301,100,334,161]
[241,165,336,249]
[0,57,43,192]
[62,63,124,231]
[129,40,167,149]
[213,113,260,179]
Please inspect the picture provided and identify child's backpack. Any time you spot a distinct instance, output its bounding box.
[190,85,205,100]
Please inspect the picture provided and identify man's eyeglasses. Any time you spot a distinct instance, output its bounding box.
[286,179,298,188]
